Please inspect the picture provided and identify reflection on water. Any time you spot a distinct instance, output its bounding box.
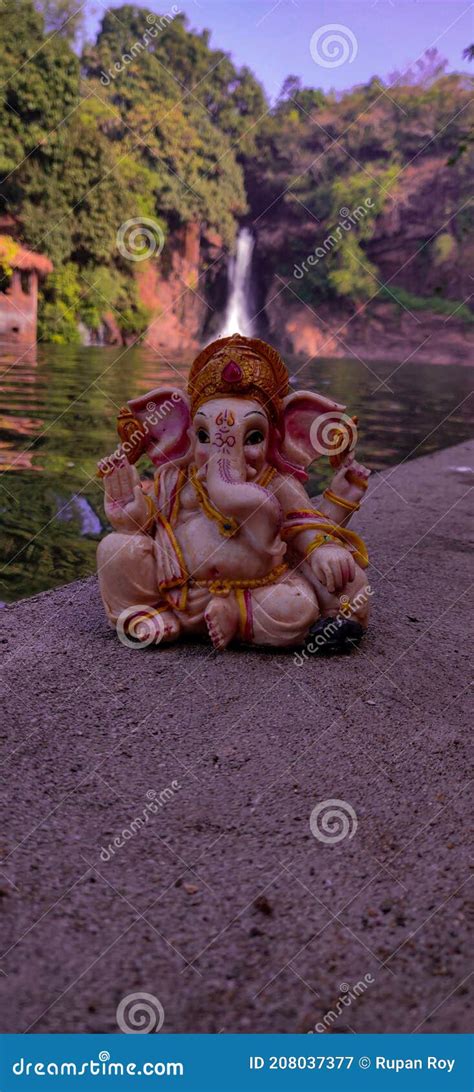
[0,344,472,604]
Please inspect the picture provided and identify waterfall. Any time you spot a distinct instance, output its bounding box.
[217,227,255,337]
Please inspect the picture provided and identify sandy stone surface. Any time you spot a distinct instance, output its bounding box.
[0,440,473,1035]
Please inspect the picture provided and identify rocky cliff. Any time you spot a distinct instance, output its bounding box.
[251,152,473,364]
[135,222,226,354]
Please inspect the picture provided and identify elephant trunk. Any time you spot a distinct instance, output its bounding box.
[205,450,282,553]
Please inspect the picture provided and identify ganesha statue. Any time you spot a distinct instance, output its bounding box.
[97,334,371,651]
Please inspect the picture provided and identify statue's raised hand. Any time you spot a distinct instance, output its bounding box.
[103,461,149,533]
[330,455,371,505]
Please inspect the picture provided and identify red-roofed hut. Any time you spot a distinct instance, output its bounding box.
[0,221,53,347]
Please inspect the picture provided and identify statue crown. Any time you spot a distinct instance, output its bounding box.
[187,333,290,420]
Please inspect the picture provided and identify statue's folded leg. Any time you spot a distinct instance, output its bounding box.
[97,532,180,643]
[248,572,320,648]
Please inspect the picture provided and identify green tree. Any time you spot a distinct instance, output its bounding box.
[0,0,79,191]
[36,0,84,42]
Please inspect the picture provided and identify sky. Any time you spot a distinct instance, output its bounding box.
[84,0,473,99]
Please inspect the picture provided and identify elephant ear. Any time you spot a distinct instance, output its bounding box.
[273,390,354,481]
[119,387,192,467]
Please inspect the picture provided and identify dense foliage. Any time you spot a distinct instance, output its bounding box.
[0,0,262,340]
[0,3,472,341]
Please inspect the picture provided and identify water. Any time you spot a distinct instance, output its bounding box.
[217,227,255,337]
[0,343,472,604]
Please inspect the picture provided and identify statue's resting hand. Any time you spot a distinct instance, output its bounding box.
[103,461,149,533]
[309,543,355,594]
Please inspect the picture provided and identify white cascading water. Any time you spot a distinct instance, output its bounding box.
[217,227,255,337]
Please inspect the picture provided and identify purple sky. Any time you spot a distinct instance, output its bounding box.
[84,0,473,98]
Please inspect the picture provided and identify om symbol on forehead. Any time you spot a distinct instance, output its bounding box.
[214,409,236,448]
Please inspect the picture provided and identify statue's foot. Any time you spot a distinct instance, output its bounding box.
[204,594,239,650]
[134,609,181,645]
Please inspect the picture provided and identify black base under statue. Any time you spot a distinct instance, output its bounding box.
[305,616,366,655]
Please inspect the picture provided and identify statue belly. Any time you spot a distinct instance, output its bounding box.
[177,511,276,582]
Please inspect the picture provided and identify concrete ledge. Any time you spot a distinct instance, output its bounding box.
[0,441,472,1033]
